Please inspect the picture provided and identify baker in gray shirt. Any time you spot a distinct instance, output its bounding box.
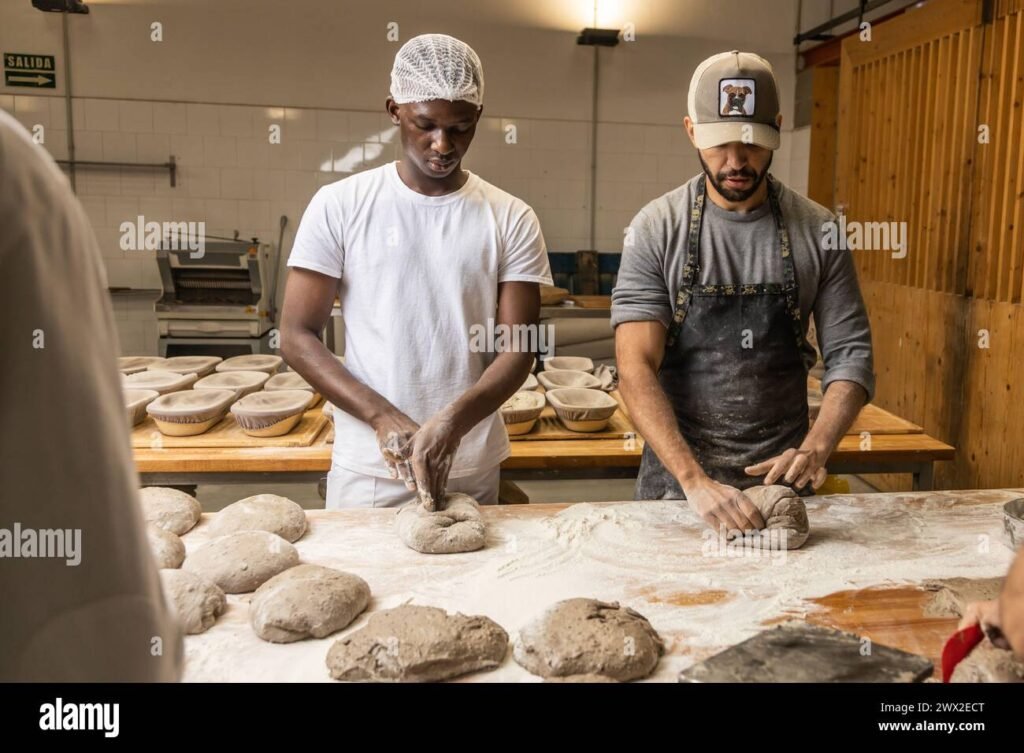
[612,51,874,535]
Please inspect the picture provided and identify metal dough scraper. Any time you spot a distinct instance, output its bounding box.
[678,621,934,682]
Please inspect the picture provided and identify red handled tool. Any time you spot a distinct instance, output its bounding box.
[940,623,984,683]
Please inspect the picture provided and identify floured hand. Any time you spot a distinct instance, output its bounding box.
[682,476,765,534]
[408,410,463,511]
[371,409,420,490]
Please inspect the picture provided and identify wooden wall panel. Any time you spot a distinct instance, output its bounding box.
[858,283,968,491]
[808,65,840,209]
[835,0,1024,491]
[969,9,1024,303]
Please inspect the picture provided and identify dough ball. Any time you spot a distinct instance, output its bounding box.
[139,487,201,535]
[326,604,508,682]
[250,564,370,643]
[146,523,185,569]
[159,569,226,634]
[513,598,664,681]
[395,493,485,554]
[730,485,809,550]
[950,639,1024,683]
[183,530,299,594]
[206,494,307,542]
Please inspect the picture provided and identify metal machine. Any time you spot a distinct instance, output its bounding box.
[155,239,278,358]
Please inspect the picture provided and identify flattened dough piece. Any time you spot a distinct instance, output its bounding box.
[513,598,664,681]
[250,564,370,643]
[395,493,485,554]
[923,577,1005,618]
[326,604,508,682]
[183,530,299,594]
[731,484,809,550]
[160,569,226,634]
[950,639,1024,683]
[206,494,307,542]
[139,487,202,535]
[146,523,185,569]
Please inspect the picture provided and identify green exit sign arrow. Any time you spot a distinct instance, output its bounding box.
[4,52,57,89]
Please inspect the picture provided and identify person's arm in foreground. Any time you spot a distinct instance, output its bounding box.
[280,267,421,485]
[407,281,538,509]
[616,320,764,533]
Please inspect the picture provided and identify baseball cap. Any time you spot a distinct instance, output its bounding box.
[687,50,781,150]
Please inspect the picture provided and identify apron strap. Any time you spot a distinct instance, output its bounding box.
[766,174,804,348]
[667,175,706,347]
[666,173,803,348]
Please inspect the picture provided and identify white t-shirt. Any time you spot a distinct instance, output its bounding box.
[287,162,552,478]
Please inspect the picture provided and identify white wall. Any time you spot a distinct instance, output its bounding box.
[1,0,809,355]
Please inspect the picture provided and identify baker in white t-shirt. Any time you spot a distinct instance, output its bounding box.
[281,34,552,509]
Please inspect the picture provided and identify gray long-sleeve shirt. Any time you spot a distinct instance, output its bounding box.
[611,173,875,400]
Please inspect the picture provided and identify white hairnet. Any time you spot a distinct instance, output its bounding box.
[389,34,484,107]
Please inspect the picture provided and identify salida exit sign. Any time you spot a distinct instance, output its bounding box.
[4,52,56,88]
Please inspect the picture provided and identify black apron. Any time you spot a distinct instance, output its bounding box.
[636,174,809,500]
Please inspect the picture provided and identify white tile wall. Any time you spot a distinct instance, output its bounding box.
[2,95,811,354]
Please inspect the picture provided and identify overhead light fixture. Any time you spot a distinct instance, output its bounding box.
[577,27,620,46]
[31,0,90,13]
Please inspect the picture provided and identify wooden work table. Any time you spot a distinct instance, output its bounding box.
[539,294,612,319]
[134,396,954,489]
[177,488,1021,682]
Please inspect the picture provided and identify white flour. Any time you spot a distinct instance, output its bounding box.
[177,489,1021,682]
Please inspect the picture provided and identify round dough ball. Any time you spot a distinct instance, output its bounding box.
[183,530,299,594]
[513,598,664,681]
[139,487,201,535]
[395,493,485,554]
[206,494,307,542]
[250,564,370,643]
[160,569,226,634]
[146,523,185,569]
[326,604,508,682]
[731,485,810,550]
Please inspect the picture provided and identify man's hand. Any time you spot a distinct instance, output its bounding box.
[745,447,828,490]
[371,409,420,489]
[683,476,766,534]
[407,410,463,511]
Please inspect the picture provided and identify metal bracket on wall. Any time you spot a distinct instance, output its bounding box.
[55,154,177,187]
[793,0,900,45]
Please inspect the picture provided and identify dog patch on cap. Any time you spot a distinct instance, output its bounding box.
[719,78,755,117]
